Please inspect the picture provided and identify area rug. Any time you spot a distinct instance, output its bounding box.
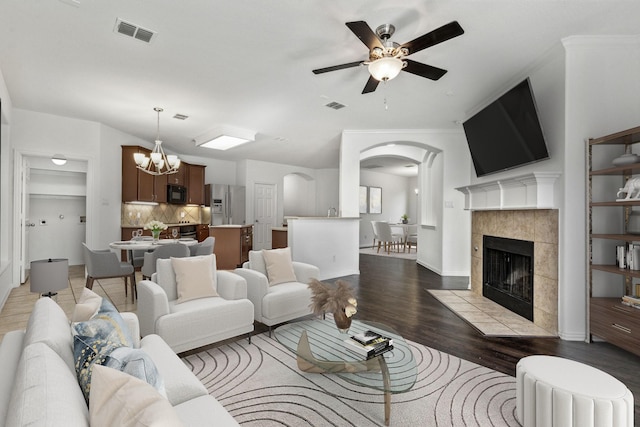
[427,289,556,338]
[359,246,417,261]
[182,331,519,426]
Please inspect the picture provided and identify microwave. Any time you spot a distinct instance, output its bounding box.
[167,184,187,204]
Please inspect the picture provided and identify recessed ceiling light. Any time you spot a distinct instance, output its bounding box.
[193,126,256,151]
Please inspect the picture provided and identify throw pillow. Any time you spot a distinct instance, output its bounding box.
[89,365,184,427]
[73,298,134,402]
[104,347,166,398]
[172,254,218,303]
[71,287,103,322]
[262,247,297,286]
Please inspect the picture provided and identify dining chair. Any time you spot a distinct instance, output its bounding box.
[141,243,190,280]
[189,236,215,256]
[405,224,418,253]
[82,243,136,301]
[131,235,154,269]
[370,221,380,248]
[374,222,404,254]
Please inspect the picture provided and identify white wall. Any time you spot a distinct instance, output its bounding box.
[283,173,316,217]
[28,196,86,265]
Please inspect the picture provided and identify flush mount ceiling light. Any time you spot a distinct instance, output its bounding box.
[133,107,181,175]
[51,154,67,166]
[193,126,256,151]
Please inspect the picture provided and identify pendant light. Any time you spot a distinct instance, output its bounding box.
[133,107,180,175]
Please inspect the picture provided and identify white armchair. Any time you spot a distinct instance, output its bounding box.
[234,249,319,335]
[137,256,254,353]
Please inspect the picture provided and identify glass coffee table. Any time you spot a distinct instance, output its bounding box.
[274,318,417,426]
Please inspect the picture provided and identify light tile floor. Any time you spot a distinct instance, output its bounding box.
[0,265,138,342]
[427,289,556,337]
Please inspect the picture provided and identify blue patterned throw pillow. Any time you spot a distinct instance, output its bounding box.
[73,298,134,402]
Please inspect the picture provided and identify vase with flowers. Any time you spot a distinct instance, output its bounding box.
[144,220,167,242]
[308,279,357,333]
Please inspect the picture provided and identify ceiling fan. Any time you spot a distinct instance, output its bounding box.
[313,20,464,94]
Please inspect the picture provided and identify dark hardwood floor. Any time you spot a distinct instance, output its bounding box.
[341,254,640,423]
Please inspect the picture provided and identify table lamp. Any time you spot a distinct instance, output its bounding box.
[30,258,69,298]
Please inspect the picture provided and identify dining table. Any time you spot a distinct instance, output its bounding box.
[109,238,198,266]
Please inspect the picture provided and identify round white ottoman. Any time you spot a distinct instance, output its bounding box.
[516,355,633,427]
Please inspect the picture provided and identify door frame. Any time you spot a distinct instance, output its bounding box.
[12,149,95,285]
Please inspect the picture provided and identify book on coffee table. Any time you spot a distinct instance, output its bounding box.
[343,332,394,359]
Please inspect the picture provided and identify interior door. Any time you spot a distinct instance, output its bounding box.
[19,157,32,283]
[253,183,276,250]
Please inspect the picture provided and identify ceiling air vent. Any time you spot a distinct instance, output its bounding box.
[114,18,156,43]
[173,114,189,120]
[325,101,346,110]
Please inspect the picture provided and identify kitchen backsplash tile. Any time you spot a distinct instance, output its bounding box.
[121,204,203,226]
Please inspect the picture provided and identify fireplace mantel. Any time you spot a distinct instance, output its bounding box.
[456,172,561,211]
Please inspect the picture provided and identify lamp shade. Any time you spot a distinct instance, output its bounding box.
[368,57,404,81]
[30,258,69,297]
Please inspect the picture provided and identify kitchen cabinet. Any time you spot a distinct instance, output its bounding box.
[588,125,640,356]
[122,145,169,203]
[210,225,253,269]
[187,164,205,205]
[272,227,288,249]
[121,146,203,204]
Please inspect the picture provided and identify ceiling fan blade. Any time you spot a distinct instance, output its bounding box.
[400,21,464,55]
[403,59,447,80]
[346,21,384,51]
[312,61,364,74]
[362,75,379,94]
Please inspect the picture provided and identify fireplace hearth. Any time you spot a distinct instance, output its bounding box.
[483,235,534,321]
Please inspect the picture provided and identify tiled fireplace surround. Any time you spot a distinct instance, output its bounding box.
[470,209,559,334]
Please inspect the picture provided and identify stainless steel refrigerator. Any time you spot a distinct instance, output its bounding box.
[208,184,246,226]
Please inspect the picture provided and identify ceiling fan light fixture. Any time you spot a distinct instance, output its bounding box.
[368,57,405,82]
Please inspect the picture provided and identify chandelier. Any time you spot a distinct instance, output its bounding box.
[133,107,181,175]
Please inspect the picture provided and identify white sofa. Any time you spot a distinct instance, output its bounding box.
[137,256,255,353]
[234,249,319,333]
[0,297,239,427]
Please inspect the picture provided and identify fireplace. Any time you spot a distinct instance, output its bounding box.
[483,235,534,321]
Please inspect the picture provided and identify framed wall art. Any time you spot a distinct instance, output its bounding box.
[359,186,368,214]
[369,186,382,214]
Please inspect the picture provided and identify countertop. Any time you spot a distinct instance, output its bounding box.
[122,223,202,228]
[209,224,252,228]
[271,227,288,232]
[285,216,360,220]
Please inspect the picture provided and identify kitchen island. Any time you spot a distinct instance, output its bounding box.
[285,216,359,280]
[209,225,253,270]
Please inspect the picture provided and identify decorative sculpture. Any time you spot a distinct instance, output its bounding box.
[617,177,640,201]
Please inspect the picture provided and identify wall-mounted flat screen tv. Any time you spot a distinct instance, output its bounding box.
[462,78,549,177]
